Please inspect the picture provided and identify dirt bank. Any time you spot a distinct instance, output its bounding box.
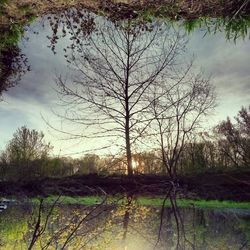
[0,170,250,201]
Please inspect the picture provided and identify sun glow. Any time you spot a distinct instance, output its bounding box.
[132,159,137,169]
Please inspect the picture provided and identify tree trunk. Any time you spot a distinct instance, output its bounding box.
[125,29,133,177]
[125,121,133,176]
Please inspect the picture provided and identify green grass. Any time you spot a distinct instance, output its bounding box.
[137,4,250,42]
[31,195,104,206]
[30,195,250,210]
[137,197,250,209]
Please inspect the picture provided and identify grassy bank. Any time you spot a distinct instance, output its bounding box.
[0,0,249,53]
[137,196,250,209]
[29,195,250,210]
[1,0,249,20]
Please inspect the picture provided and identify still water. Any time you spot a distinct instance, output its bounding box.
[0,198,250,250]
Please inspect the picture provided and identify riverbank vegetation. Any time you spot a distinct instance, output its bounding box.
[29,195,250,209]
[0,0,250,44]
[1,0,249,67]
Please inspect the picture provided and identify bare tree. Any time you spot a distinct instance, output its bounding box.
[55,16,188,176]
[149,69,215,179]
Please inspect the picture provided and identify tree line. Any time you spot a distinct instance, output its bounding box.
[0,106,249,181]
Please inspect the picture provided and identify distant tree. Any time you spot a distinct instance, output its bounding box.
[0,151,8,180]
[3,126,52,180]
[132,151,162,174]
[77,154,100,174]
[178,140,216,174]
[215,106,250,168]
[44,157,75,177]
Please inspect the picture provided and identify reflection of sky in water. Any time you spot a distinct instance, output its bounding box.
[0,15,250,156]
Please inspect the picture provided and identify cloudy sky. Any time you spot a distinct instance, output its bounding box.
[1,17,250,156]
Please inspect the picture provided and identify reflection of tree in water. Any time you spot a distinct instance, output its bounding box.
[45,9,96,55]
[156,188,250,250]
[1,191,250,249]
[155,185,194,250]
[0,46,30,98]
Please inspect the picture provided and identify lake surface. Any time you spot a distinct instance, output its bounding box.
[0,198,250,250]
